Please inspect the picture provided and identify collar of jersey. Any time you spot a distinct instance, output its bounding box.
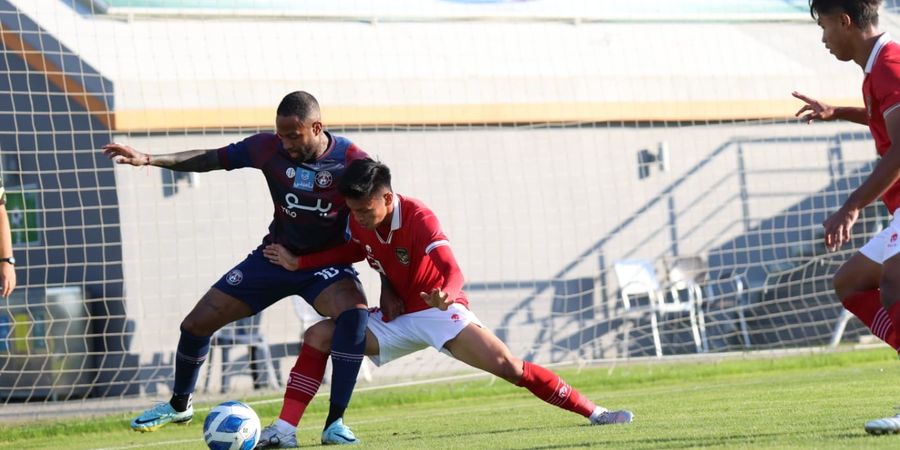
[375,193,402,244]
[865,32,892,74]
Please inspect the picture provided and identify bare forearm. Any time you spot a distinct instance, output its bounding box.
[0,205,12,257]
[846,146,900,210]
[150,149,221,172]
[834,107,869,125]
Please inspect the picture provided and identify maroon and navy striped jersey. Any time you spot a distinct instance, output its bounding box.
[217,131,368,255]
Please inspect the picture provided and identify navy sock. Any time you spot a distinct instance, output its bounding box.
[325,308,367,428]
[172,326,211,406]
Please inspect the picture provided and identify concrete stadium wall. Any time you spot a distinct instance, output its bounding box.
[112,119,872,385]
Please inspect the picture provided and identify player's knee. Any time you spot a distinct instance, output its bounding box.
[180,316,215,337]
[880,275,900,302]
[832,266,848,292]
[832,267,860,300]
[494,357,522,383]
[331,293,367,315]
[314,281,367,318]
[303,322,333,351]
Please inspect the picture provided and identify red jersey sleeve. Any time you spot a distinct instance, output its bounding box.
[428,245,465,302]
[873,53,900,116]
[412,209,465,300]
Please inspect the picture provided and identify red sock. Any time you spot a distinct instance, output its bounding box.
[888,302,900,353]
[516,361,595,418]
[842,290,899,349]
[279,343,329,426]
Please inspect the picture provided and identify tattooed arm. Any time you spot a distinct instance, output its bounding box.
[102,143,222,172]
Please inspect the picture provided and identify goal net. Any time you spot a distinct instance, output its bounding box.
[0,0,890,412]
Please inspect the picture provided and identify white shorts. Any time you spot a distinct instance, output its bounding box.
[366,303,483,366]
[860,210,900,264]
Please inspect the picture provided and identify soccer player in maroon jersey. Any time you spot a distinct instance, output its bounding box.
[794,0,900,435]
[102,91,371,441]
[256,159,633,447]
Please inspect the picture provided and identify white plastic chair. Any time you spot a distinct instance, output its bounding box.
[665,256,708,353]
[613,259,664,357]
[204,315,280,393]
[614,258,705,357]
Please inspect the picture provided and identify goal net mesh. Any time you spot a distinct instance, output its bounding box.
[0,0,889,411]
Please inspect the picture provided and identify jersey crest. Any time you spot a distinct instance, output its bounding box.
[395,247,411,265]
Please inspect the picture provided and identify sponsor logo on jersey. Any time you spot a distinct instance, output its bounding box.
[294,168,316,191]
[282,193,333,218]
[286,167,296,178]
[450,313,460,322]
[226,269,243,286]
[891,233,898,245]
[558,385,569,398]
[395,248,410,265]
[315,170,333,188]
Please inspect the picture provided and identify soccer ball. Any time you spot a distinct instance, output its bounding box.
[202,401,261,450]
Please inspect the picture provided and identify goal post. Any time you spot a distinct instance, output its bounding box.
[0,0,886,413]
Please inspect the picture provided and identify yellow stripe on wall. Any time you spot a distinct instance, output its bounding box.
[114,98,864,132]
[0,24,114,129]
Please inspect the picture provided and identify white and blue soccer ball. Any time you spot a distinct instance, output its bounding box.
[202,401,261,450]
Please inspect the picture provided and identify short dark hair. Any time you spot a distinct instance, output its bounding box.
[338,158,392,200]
[277,91,320,121]
[809,0,881,28]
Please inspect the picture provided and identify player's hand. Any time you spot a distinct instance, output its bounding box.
[792,91,836,124]
[379,284,404,322]
[102,143,151,166]
[823,205,859,252]
[420,288,451,311]
[0,263,15,298]
[263,243,299,271]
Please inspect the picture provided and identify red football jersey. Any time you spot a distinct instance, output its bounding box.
[348,194,469,315]
[863,34,900,212]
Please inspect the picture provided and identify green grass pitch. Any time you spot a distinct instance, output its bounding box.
[3,348,900,449]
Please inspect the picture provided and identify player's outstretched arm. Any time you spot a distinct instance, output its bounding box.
[792,91,868,125]
[824,111,900,251]
[102,143,222,172]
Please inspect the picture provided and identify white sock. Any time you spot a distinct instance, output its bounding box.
[274,418,296,434]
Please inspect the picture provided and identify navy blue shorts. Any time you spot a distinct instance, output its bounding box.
[212,247,360,314]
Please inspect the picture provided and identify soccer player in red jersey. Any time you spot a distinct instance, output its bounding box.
[794,0,900,435]
[102,92,371,440]
[256,159,633,447]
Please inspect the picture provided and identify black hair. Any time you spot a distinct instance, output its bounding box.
[809,0,882,28]
[338,158,392,200]
[276,91,320,121]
